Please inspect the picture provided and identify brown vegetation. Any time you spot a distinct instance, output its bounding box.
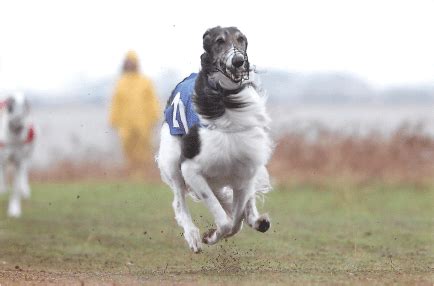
[30,123,434,185]
[30,160,161,183]
[270,123,434,185]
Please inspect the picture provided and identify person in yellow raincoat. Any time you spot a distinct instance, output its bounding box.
[110,51,160,167]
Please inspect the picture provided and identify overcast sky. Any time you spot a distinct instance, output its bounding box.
[0,0,433,93]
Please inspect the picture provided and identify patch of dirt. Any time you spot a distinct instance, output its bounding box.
[0,268,186,286]
[1,267,432,286]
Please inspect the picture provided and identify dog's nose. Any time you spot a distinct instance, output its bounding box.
[232,54,245,68]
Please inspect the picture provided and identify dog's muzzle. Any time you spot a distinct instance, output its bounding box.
[218,48,250,83]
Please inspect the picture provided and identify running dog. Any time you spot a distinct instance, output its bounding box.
[0,93,35,217]
[157,26,273,252]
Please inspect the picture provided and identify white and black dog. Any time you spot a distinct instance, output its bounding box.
[0,93,35,217]
[157,26,273,252]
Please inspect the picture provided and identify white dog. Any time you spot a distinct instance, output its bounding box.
[0,93,35,217]
[157,26,273,252]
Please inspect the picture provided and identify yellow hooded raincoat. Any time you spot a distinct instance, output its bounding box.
[110,51,160,165]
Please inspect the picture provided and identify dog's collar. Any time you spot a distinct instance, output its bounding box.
[207,76,247,96]
[0,125,35,148]
[216,82,246,96]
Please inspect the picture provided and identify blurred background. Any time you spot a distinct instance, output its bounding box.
[1,0,433,184]
[0,1,433,284]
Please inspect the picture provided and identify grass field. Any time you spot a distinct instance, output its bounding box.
[0,181,433,285]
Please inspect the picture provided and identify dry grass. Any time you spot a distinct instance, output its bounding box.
[30,123,434,186]
[270,122,434,186]
[30,160,161,183]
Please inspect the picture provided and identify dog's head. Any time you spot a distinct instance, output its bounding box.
[201,26,250,85]
[4,93,30,133]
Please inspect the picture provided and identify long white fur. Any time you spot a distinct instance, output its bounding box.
[0,93,34,218]
[157,80,273,252]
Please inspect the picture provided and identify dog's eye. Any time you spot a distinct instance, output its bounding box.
[237,36,245,43]
[215,37,225,45]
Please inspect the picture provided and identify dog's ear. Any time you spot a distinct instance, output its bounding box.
[238,29,248,51]
[6,96,15,113]
[200,52,209,65]
[202,29,212,53]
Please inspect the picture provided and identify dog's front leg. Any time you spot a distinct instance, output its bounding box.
[8,190,21,217]
[8,165,22,217]
[181,160,231,245]
[244,165,271,232]
[171,178,202,253]
[17,160,30,199]
[244,195,270,233]
[228,180,255,237]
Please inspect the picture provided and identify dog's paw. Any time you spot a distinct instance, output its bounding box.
[7,200,22,218]
[254,214,270,233]
[184,228,202,253]
[202,228,218,245]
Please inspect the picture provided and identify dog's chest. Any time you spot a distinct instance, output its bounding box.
[0,125,35,160]
[199,127,271,178]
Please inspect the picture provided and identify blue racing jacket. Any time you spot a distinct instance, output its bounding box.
[164,73,200,136]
